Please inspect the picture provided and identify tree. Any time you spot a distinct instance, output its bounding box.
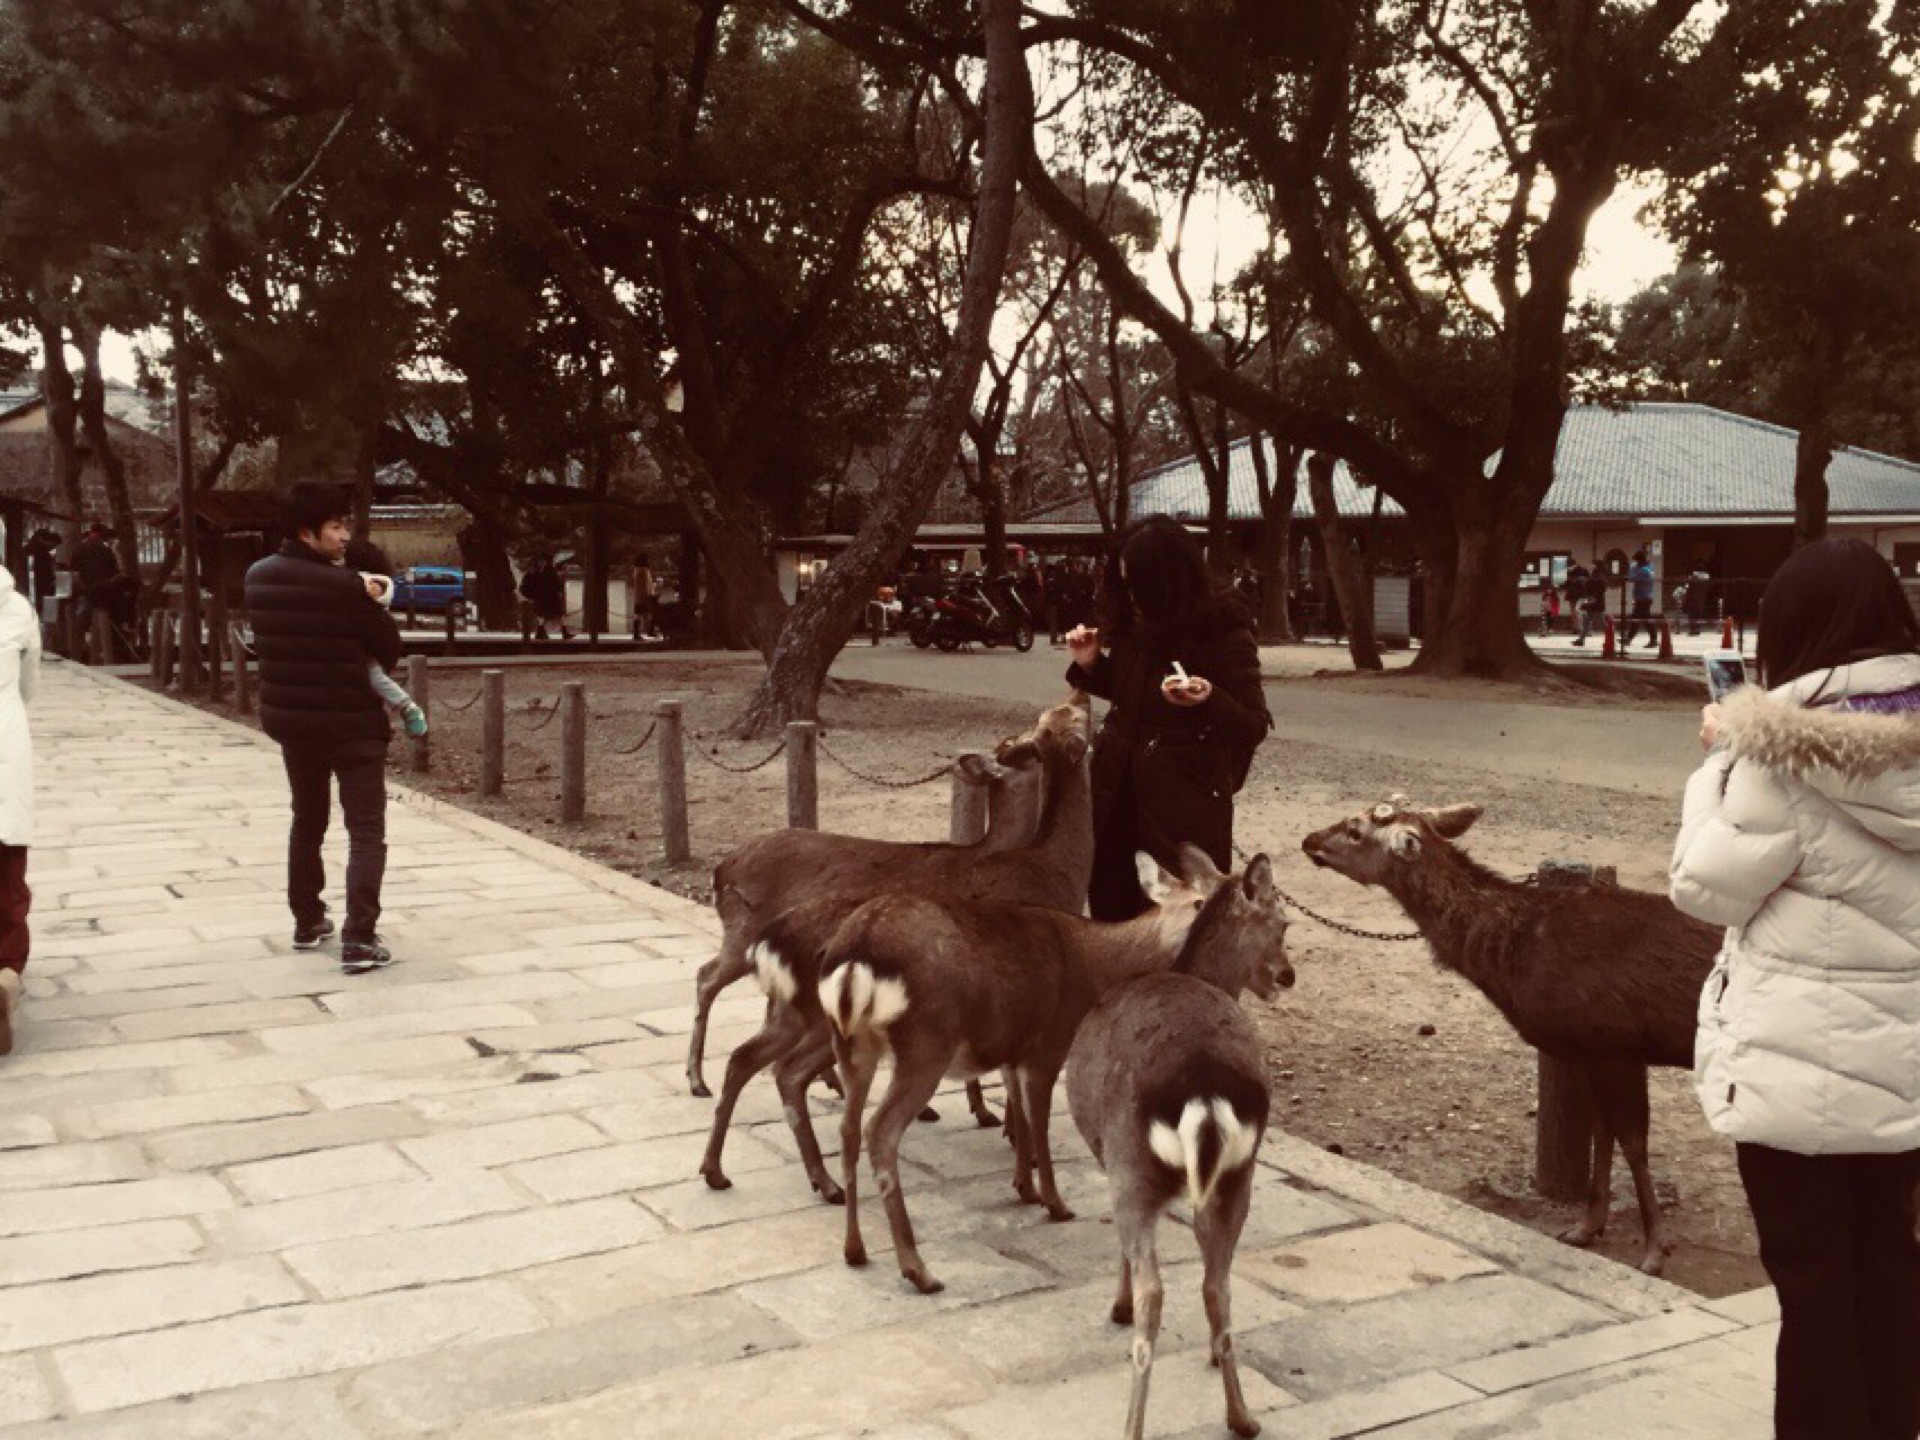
[1651,1,1920,545]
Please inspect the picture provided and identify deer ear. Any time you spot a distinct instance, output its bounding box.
[1135,851,1180,905]
[1386,828,1422,860]
[1240,853,1274,899]
[1424,803,1482,839]
[1177,842,1224,889]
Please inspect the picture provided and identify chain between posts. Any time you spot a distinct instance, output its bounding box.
[603,719,659,757]
[439,688,484,712]
[689,736,788,774]
[815,735,955,789]
[1233,840,1427,943]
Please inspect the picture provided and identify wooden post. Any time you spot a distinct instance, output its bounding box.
[205,542,227,702]
[57,598,76,660]
[148,611,165,682]
[949,751,991,844]
[232,626,252,715]
[1532,862,1616,1201]
[157,611,176,688]
[560,681,587,823]
[785,721,818,830]
[91,609,114,666]
[443,603,458,658]
[480,669,505,797]
[657,699,690,864]
[406,655,429,773]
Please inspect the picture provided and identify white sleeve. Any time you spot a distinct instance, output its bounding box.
[17,602,39,707]
[1669,751,1802,928]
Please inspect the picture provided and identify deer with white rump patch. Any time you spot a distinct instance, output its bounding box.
[697,698,1095,1201]
[685,707,1058,1126]
[1302,797,1717,1274]
[819,844,1292,1297]
[1067,851,1290,1440]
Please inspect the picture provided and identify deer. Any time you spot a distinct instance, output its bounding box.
[1066,852,1290,1440]
[816,844,1292,1298]
[684,705,1059,1129]
[696,698,1096,1202]
[1301,797,1719,1275]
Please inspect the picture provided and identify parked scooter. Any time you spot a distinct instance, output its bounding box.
[926,572,1035,652]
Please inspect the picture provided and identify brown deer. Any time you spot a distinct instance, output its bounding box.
[1301,797,1719,1274]
[1067,854,1290,1440]
[685,707,1055,1115]
[818,846,1292,1297]
[696,698,1096,1202]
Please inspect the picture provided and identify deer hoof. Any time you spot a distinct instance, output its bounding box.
[1110,1300,1133,1325]
[1639,1247,1670,1277]
[700,1169,731,1192]
[917,1105,941,1123]
[972,1107,1002,1130]
[1230,1417,1262,1438]
[813,1178,846,1206]
[904,1269,945,1296]
[688,1079,713,1100]
[844,1243,868,1269]
[1556,1223,1602,1249]
[1045,1202,1076,1223]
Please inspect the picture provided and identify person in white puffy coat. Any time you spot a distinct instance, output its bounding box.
[0,562,40,1057]
[1669,538,1920,1440]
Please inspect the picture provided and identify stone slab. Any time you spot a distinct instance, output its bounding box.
[0,1218,208,1289]
[0,1256,305,1352]
[1239,1222,1500,1306]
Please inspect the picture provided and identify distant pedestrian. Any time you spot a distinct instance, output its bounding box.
[0,560,40,1057]
[245,483,404,975]
[72,522,118,629]
[1621,550,1658,649]
[1683,565,1712,637]
[1066,516,1272,920]
[1670,538,1920,1440]
[629,553,658,640]
[1569,559,1604,646]
[1539,580,1562,637]
[24,531,57,612]
[519,554,570,641]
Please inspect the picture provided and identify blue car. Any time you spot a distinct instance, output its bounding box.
[391,565,466,615]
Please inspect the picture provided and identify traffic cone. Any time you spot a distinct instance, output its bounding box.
[1720,615,1735,649]
[1601,613,1617,660]
[1657,618,1675,662]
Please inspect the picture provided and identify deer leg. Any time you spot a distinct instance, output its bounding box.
[1602,1062,1668,1275]
[1197,1170,1261,1438]
[834,1033,881,1270]
[686,944,746,1098]
[1558,1068,1614,1249]
[1110,1255,1134,1325]
[865,1049,949,1295]
[1118,1213,1165,1440]
[1018,1054,1074,1221]
[1008,1068,1041,1205]
[966,1079,1000,1129]
[772,1025,842,1204]
[696,1002,804,1190]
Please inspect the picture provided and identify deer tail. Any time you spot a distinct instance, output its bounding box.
[817,958,909,1039]
[1148,1098,1262,1211]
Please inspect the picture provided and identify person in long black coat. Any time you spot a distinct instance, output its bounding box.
[1066,517,1272,921]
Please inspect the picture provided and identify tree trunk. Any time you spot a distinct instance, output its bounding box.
[37,321,85,544]
[457,516,518,630]
[731,0,1030,737]
[1306,452,1381,671]
[350,430,378,543]
[1791,364,1838,548]
[72,323,142,577]
[584,360,611,638]
[1249,432,1296,642]
[1412,479,1539,678]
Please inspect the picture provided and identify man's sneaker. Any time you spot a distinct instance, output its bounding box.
[341,938,395,975]
[400,702,429,738]
[293,917,336,951]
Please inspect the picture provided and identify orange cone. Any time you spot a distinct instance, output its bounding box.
[1601,613,1617,660]
[1657,618,1675,661]
[1720,615,1735,649]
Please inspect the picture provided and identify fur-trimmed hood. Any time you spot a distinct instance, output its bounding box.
[1721,653,1920,851]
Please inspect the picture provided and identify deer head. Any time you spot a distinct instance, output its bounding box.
[1301,796,1483,887]
[1139,845,1293,996]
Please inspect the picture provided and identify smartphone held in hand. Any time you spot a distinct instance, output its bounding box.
[1704,651,1747,702]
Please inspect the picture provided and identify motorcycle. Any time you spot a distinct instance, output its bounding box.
[926,572,1035,652]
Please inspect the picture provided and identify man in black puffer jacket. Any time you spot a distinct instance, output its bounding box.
[245,482,404,974]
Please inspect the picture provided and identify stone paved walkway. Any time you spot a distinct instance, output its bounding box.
[1,663,1777,1437]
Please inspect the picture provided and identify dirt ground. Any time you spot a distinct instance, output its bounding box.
[172,654,1764,1298]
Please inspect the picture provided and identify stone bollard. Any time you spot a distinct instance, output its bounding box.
[1532,861,1619,1201]
[949,752,991,844]
[480,669,505,797]
[657,699,690,864]
[406,655,429,773]
[785,721,818,830]
[560,682,587,823]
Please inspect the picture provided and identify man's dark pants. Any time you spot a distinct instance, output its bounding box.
[1738,1143,1920,1440]
[282,739,387,943]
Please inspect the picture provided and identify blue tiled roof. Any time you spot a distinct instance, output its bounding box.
[1027,403,1920,524]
